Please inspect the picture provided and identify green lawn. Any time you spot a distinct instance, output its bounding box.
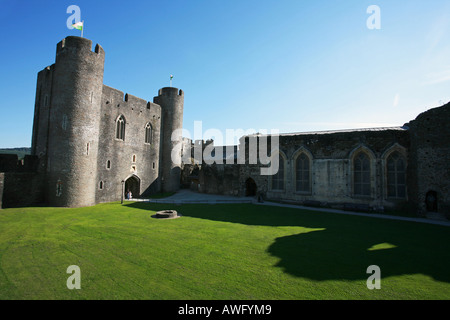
[0,202,449,300]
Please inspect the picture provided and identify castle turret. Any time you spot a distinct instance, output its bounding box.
[44,36,105,207]
[153,87,184,193]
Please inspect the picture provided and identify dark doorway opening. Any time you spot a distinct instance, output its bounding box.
[125,175,140,199]
[425,191,438,212]
[245,178,257,197]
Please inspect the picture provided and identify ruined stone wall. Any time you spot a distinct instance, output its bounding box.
[0,154,44,208]
[408,103,450,216]
[1,172,45,208]
[196,128,411,212]
[260,128,410,210]
[198,163,240,196]
[0,154,39,173]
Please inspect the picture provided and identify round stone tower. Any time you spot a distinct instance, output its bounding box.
[46,36,105,207]
[153,87,184,193]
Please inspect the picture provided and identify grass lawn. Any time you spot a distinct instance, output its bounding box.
[0,202,449,300]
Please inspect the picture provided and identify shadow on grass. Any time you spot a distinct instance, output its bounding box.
[124,202,450,283]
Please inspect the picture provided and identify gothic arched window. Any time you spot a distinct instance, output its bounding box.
[271,154,285,191]
[354,152,371,196]
[116,115,125,140]
[387,152,406,198]
[296,153,311,193]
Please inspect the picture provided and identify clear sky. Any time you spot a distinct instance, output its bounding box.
[1,0,450,148]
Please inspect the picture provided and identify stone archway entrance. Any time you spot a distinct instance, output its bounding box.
[125,175,140,199]
[245,178,257,197]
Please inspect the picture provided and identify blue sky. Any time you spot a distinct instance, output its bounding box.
[1,0,450,148]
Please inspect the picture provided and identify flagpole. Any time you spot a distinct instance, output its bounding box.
[81,20,84,38]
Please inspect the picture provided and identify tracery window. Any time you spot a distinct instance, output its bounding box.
[271,154,285,191]
[354,152,371,196]
[296,153,311,193]
[387,152,406,198]
[116,115,125,140]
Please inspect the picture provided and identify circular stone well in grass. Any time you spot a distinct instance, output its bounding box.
[151,210,181,219]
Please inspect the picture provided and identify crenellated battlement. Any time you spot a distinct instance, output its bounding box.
[124,93,148,105]
[147,101,161,113]
[38,64,54,74]
[102,85,159,114]
[56,36,104,56]
[0,154,39,173]
[157,87,184,97]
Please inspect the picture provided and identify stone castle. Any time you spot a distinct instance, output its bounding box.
[0,36,449,219]
[1,36,184,208]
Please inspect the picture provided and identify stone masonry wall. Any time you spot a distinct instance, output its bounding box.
[96,85,162,203]
[408,103,450,217]
[196,127,411,212]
